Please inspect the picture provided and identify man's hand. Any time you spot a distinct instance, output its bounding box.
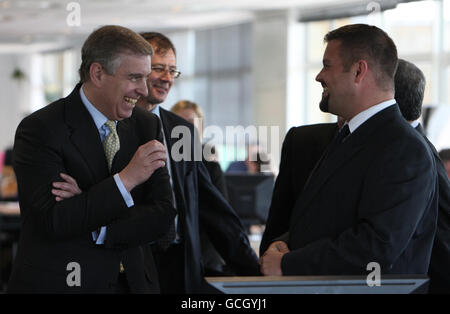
[52,173,82,202]
[119,139,167,192]
[259,241,290,276]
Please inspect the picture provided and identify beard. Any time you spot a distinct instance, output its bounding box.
[146,93,164,106]
[319,93,330,113]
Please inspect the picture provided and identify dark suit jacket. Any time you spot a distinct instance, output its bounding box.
[260,123,338,255]
[201,147,230,275]
[154,108,259,293]
[203,158,229,201]
[7,85,176,293]
[416,124,450,293]
[281,105,438,276]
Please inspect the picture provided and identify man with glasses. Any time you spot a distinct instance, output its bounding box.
[136,32,259,294]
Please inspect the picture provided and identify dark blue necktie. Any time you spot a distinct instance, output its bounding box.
[327,124,350,156]
[309,124,350,177]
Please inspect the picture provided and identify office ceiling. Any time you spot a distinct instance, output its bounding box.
[0,0,400,52]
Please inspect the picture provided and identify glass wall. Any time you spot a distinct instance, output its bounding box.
[167,24,253,170]
[40,50,78,105]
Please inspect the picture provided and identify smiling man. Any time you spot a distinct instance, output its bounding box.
[260,24,439,278]
[7,25,176,293]
[136,32,259,294]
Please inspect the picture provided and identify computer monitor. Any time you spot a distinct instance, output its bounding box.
[224,173,275,229]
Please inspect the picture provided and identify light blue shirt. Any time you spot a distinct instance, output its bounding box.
[409,119,420,129]
[80,85,134,244]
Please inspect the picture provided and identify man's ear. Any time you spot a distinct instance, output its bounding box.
[353,60,368,84]
[89,62,105,87]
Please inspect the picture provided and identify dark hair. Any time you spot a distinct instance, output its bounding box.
[439,149,450,162]
[78,25,154,83]
[394,59,425,121]
[140,32,176,57]
[324,24,398,91]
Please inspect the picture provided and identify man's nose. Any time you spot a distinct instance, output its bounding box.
[315,69,323,82]
[137,78,149,97]
[161,69,173,82]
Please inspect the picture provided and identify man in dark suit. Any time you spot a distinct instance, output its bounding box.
[259,122,338,255]
[7,25,176,293]
[260,24,438,277]
[136,32,259,293]
[170,100,230,275]
[394,58,450,293]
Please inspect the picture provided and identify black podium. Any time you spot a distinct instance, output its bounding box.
[206,275,429,294]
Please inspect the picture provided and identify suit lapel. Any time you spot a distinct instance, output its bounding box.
[291,105,400,226]
[159,108,183,181]
[297,134,365,216]
[159,108,185,202]
[64,84,109,181]
[159,108,179,160]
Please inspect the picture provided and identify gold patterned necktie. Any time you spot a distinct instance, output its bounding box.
[103,120,120,171]
[102,120,124,272]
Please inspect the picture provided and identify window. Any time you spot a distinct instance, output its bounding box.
[166,24,253,170]
[37,49,78,109]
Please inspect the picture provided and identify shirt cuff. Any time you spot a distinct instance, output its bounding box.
[113,173,134,208]
[92,227,107,244]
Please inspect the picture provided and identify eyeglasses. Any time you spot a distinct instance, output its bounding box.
[151,65,181,79]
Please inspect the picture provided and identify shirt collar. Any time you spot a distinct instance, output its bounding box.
[409,120,420,129]
[347,99,396,133]
[80,84,108,130]
[151,104,161,118]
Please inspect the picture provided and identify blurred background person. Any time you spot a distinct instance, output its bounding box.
[0,147,20,291]
[246,150,271,174]
[137,32,259,293]
[0,148,18,201]
[171,100,228,199]
[226,143,272,174]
